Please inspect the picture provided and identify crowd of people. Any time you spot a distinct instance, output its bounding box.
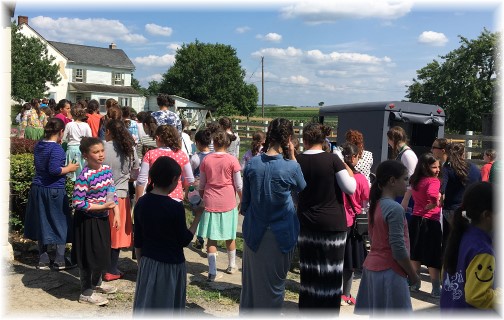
[19,95,499,315]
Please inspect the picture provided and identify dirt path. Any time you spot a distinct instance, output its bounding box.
[4,232,440,318]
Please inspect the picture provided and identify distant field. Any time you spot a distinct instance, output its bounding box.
[251,106,320,123]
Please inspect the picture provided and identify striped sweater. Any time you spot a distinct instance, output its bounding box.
[72,164,118,218]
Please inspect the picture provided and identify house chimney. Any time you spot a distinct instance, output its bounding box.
[109,42,117,49]
[18,15,28,25]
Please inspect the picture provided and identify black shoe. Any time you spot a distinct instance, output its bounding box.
[52,257,77,271]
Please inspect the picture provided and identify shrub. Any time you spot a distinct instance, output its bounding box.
[9,153,75,232]
[10,137,37,155]
[10,153,35,228]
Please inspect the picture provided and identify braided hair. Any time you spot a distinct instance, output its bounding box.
[263,118,293,160]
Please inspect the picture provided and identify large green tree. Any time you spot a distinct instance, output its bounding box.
[11,23,61,102]
[405,29,499,133]
[160,40,258,116]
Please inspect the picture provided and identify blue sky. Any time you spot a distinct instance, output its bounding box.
[13,0,502,107]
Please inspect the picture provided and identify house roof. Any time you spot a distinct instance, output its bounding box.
[48,41,135,70]
[68,83,141,95]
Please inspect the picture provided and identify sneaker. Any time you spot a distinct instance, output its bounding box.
[345,295,356,305]
[193,241,203,250]
[52,258,77,271]
[79,293,109,306]
[207,273,223,282]
[340,295,350,306]
[94,284,117,294]
[36,262,50,270]
[431,287,441,298]
[410,281,421,292]
[225,266,237,274]
[103,272,123,282]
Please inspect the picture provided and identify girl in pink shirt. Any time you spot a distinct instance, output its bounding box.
[54,99,72,126]
[341,142,370,306]
[196,130,242,282]
[408,153,442,298]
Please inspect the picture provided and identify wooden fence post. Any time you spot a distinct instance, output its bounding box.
[299,122,304,152]
[465,130,473,159]
[264,121,269,133]
[235,119,239,135]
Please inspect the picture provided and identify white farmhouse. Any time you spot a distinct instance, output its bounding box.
[16,15,145,112]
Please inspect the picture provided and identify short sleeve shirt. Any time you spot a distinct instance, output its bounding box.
[143,148,189,200]
[200,153,241,212]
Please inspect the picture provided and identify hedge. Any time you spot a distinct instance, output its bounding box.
[9,152,74,232]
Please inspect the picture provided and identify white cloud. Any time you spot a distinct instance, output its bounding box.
[145,73,163,82]
[285,75,309,84]
[264,33,282,42]
[280,0,413,24]
[133,53,176,67]
[167,43,181,51]
[145,23,173,37]
[252,47,303,58]
[30,16,147,44]
[305,49,391,64]
[418,31,448,46]
[235,26,251,34]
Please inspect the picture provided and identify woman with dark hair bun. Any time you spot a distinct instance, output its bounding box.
[24,117,79,270]
[295,122,356,312]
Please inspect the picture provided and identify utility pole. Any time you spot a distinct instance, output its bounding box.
[261,56,264,119]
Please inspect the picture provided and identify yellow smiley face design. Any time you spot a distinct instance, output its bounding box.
[475,263,494,282]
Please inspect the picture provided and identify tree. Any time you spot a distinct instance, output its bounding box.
[146,80,161,96]
[160,40,258,116]
[131,76,147,96]
[405,29,499,133]
[11,23,61,102]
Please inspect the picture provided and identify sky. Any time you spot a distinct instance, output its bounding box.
[11,0,503,107]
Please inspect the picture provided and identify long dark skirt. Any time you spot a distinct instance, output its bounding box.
[133,256,186,316]
[344,229,367,270]
[71,210,111,271]
[240,229,294,315]
[298,228,347,312]
[24,185,72,245]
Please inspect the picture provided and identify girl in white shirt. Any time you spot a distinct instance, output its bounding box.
[63,105,92,181]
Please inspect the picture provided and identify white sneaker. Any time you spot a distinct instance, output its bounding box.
[94,284,117,294]
[79,293,109,305]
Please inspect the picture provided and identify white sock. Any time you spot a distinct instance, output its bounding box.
[227,249,236,268]
[208,253,217,275]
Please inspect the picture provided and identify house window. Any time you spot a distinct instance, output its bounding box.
[119,97,130,107]
[75,69,83,82]
[114,73,124,85]
[99,98,107,106]
[76,94,83,101]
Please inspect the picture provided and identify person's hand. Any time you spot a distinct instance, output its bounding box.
[425,203,437,210]
[113,215,121,230]
[287,140,296,160]
[67,163,79,172]
[103,202,116,210]
[409,273,421,288]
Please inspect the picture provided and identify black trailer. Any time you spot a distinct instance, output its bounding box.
[319,101,445,172]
